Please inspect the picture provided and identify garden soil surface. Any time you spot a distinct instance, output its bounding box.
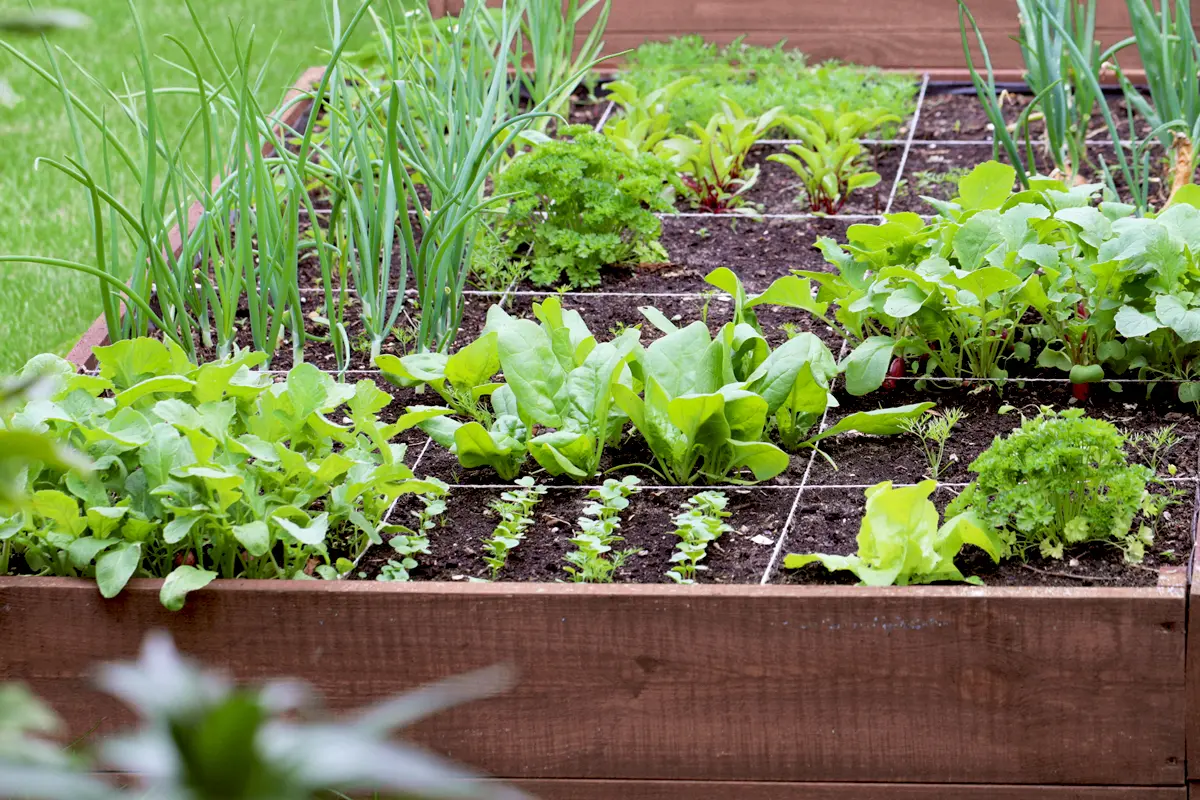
[158,83,1200,589]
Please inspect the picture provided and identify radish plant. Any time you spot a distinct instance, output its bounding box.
[666,491,733,584]
[482,477,547,579]
[563,476,640,583]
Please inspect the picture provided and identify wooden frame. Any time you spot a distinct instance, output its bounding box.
[0,572,1188,792]
[14,16,1200,798]
[444,0,1166,81]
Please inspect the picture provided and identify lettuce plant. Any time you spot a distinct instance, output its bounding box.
[1,339,446,609]
[947,408,1152,561]
[563,476,640,582]
[769,106,900,213]
[496,126,674,288]
[666,491,733,584]
[784,480,1002,585]
[659,99,783,213]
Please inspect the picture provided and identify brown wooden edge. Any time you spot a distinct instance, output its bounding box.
[65,66,327,371]
[98,775,1188,798]
[506,780,1187,800]
[1,574,1186,786]
[1188,536,1200,778]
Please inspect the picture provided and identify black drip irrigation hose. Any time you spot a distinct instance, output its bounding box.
[926,79,1140,97]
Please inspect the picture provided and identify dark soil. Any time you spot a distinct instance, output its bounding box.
[777,484,1194,588]
[674,144,902,216]
[915,92,995,141]
[362,485,795,584]
[890,143,991,213]
[915,90,1152,142]
[807,380,1200,487]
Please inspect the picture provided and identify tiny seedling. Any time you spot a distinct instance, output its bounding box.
[666,491,734,584]
[1127,425,1182,478]
[378,495,448,582]
[563,476,641,582]
[482,477,547,579]
[899,407,965,481]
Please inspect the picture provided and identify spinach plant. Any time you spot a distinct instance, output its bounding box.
[1,339,446,609]
[703,268,935,458]
[410,297,638,481]
[613,319,791,484]
[785,480,1001,585]
[483,477,546,579]
[769,106,900,213]
[666,490,733,584]
[563,476,640,582]
[0,632,524,800]
[947,408,1153,561]
[660,99,782,213]
[495,126,674,288]
[377,332,503,425]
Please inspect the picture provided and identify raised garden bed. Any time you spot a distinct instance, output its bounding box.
[4,58,1200,797]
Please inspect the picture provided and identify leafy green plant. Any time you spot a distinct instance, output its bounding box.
[666,490,733,584]
[701,268,934,459]
[563,476,640,582]
[659,99,782,213]
[495,126,674,288]
[377,331,502,425]
[613,319,791,484]
[947,408,1153,561]
[899,407,965,480]
[1,338,446,609]
[0,632,524,800]
[602,76,701,158]
[785,480,1001,585]
[483,477,547,579]
[378,494,448,582]
[799,161,1125,393]
[769,107,900,213]
[410,297,637,481]
[0,374,89,514]
[616,35,914,136]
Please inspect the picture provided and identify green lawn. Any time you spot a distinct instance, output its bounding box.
[0,1,350,372]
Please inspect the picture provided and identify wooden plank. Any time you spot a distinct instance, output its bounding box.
[441,0,1163,73]
[1188,544,1200,778]
[0,577,1185,786]
[510,780,1186,799]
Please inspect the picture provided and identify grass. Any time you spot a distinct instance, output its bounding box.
[0,1,363,373]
